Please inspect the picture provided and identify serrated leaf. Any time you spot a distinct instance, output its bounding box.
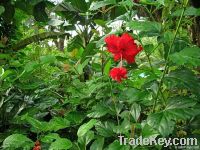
[77,119,97,137]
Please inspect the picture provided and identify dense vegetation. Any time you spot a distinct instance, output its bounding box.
[0,0,200,149]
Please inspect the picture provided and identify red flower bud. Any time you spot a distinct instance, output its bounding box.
[109,67,127,82]
[33,140,41,150]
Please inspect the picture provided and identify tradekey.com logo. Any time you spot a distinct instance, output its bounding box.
[118,135,199,149]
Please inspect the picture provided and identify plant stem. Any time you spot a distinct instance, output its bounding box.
[152,0,188,112]
[109,78,121,135]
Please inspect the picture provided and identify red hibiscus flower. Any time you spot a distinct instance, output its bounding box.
[33,140,41,150]
[105,33,142,64]
[109,67,127,82]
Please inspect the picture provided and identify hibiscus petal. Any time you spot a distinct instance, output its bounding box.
[105,34,121,54]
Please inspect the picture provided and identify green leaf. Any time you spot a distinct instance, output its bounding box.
[21,115,49,132]
[172,7,200,16]
[41,133,60,143]
[33,1,49,22]
[24,61,39,72]
[147,111,175,137]
[142,123,159,138]
[78,131,94,148]
[147,97,199,136]
[67,35,83,52]
[164,97,198,119]
[107,140,130,150]
[66,111,85,125]
[49,138,72,150]
[130,103,141,122]
[104,59,111,76]
[95,121,115,137]
[0,6,5,15]
[77,119,97,137]
[48,117,70,132]
[3,134,34,149]
[90,137,104,150]
[94,19,107,27]
[89,0,116,11]
[169,47,200,67]
[165,68,200,97]
[87,102,111,118]
[40,55,56,64]
[127,21,161,33]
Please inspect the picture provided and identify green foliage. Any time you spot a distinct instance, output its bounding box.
[2,134,34,149]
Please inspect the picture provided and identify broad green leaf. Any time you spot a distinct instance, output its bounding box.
[95,121,115,137]
[90,137,104,150]
[3,134,34,149]
[41,133,60,143]
[94,19,107,27]
[66,111,85,125]
[147,112,175,137]
[165,68,200,97]
[24,61,39,72]
[78,131,94,148]
[147,97,199,136]
[0,70,14,80]
[87,102,111,118]
[107,140,130,150]
[49,138,72,150]
[172,7,200,16]
[0,6,5,15]
[40,55,56,64]
[104,59,111,76]
[142,123,159,138]
[76,64,83,74]
[48,117,70,131]
[77,119,97,137]
[127,21,161,33]
[164,97,198,119]
[169,47,200,67]
[130,103,141,122]
[21,115,49,132]
[89,0,116,11]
